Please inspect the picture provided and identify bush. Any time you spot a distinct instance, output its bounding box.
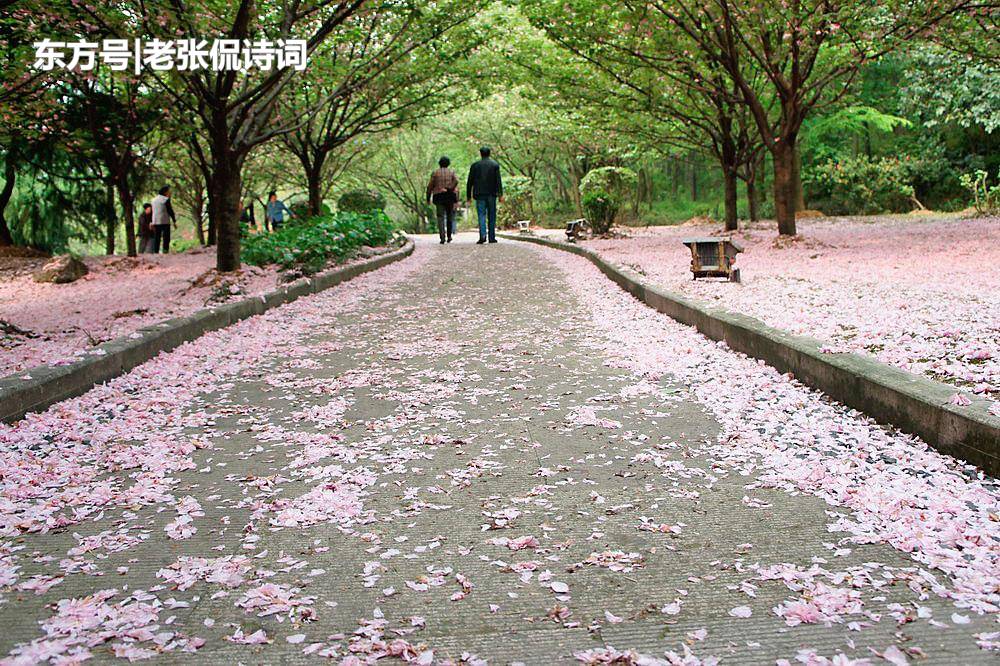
[337,189,386,214]
[805,156,915,215]
[579,167,638,234]
[960,169,1000,215]
[290,201,330,219]
[497,174,534,229]
[242,211,396,274]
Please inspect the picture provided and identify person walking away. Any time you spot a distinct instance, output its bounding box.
[427,156,459,244]
[137,202,154,253]
[150,186,177,253]
[466,146,503,244]
[266,191,295,231]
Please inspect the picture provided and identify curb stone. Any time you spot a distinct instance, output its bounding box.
[0,240,415,424]
[500,232,999,476]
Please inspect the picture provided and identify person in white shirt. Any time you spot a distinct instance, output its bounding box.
[151,186,178,254]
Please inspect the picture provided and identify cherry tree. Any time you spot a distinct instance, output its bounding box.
[279,2,485,216]
[640,0,982,235]
[521,0,768,230]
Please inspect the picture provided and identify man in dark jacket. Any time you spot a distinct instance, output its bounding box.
[466,146,503,244]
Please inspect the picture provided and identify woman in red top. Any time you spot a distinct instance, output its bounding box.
[426,156,459,244]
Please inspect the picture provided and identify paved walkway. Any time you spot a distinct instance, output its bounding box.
[0,236,996,664]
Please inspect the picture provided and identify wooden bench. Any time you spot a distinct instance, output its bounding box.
[682,237,744,282]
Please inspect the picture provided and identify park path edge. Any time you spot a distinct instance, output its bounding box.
[0,239,416,424]
[499,232,999,476]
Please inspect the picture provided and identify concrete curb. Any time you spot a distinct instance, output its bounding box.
[0,240,415,424]
[500,232,999,475]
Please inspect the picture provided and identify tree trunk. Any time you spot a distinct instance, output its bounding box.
[207,213,216,245]
[114,175,137,257]
[0,150,15,246]
[569,164,584,217]
[689,161,698,200]
[746,177,759,223]
[105,180,116,255]
[193,189,206,246]
[722,167,738,231]
[792,144,805,212]
[209,150,243,272]
[306,167,323,218]
[552,169,570,208]
[719,115,739,231]
[772,141,797,236]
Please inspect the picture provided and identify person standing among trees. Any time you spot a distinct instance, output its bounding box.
[239,199,256,236]
[466,146,503,244]
[150,186,177,254]
[137,202,154,253]
[266,191,295,231]
[427,156,459,244]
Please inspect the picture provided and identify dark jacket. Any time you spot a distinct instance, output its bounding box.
[466,158,503,200]
[138,210,153,238]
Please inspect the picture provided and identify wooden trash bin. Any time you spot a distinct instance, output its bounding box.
[565,219,588,243]
[682,237,744,282]
[517,220,531,233]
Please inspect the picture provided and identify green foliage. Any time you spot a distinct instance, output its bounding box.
[290,201,329,219]
[497,174,534,229]
[901,45,1000,134]
[960,170,1000,216]
[802,106,912,162]
[241,211,396,274]
[8,157,109,253]
[805,156,918,215]
[337,190,387,215]
[579,167,637,234]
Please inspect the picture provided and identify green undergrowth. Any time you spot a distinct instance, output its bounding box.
[241,210,398,274]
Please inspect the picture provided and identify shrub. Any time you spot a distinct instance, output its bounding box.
[805,156,915,215]
[290,201,330,218]
[579,167,638,234]
[497,174,534,229]
[338,189,386,214]
[959,169,1000,215]
[242,210,396,274]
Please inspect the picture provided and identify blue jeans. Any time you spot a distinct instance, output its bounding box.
[476,196,497,241]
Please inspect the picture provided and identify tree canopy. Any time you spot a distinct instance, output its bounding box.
[1,0,996,263]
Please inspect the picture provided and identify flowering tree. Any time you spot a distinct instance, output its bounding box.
[521,0,767,230]
[647,0,982,235]
[127,0,372,270]
[62,74,162,256]
[279,2,486,216]
[525,0,981,236]
[0,0,49,245]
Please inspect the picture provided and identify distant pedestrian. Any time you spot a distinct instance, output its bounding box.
[137,202,154,253]
[150,186,177,254]
[466,146,503,244]
[427,156,459,244]
[266,191,295,231]
[239,199,256,236]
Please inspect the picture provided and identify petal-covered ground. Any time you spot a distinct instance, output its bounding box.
[0,249,280,376]
[0,236,996,665]
[536,215,1000,400]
